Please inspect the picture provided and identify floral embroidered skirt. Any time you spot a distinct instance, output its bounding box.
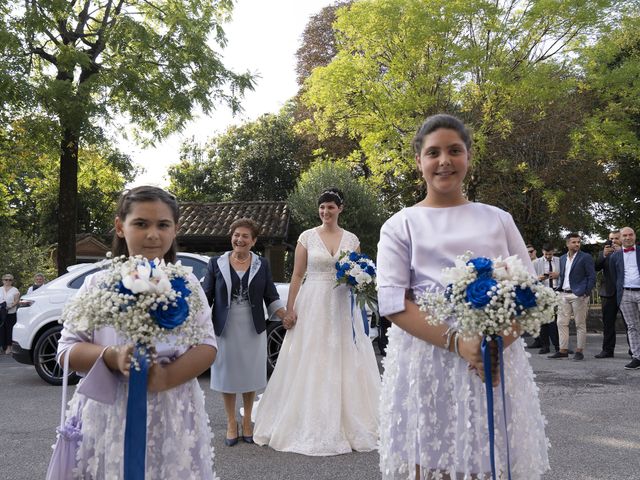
[379,325,549,479]
[68,378,216,479]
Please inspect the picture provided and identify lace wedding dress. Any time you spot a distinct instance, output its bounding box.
[253,227,381,456]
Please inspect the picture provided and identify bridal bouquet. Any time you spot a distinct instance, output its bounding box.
[335,250,378,316]
[60,254,206,354]
[417,251,558,339]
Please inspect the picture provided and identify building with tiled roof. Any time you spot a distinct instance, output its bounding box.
[177,201,291,281]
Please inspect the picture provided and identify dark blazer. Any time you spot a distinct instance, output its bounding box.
[558,250,596,297]
[202,252,284,336]
[595,250,617,298]
[610,247,640,305]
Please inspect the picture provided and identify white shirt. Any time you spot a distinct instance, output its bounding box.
[561,252,578,291]
[0,286,20,314]
[623,249,640,288]
[533,256,560,289]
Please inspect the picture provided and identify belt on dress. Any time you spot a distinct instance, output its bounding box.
[623,287,640,291]
[562,289,573,293]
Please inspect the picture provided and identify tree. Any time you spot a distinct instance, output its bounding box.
[1,1,253,274]
[0,116,135,244]
[287,160,386,256]
[571,13,640,233]
[302,0,621,239]
[169,105,302,202]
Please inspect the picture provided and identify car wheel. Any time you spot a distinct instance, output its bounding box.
[33,325,80,386]
[266,321,286,376]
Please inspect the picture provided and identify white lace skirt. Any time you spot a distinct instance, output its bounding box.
[379,325,549,479]
[69,378,216,479]
[254,276,381,455]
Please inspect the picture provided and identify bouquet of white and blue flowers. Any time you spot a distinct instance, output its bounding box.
[335,250,378,316]
[417,251,558,480]
[60,254,205,350]
[418,251,558,339]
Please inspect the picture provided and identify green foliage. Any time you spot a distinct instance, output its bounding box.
[301,0,623,241]
[287,161,387,255]
[571,12,640,232]
[1,0,254,272]
[0,229,56,292]
[169,106,303,202]
[0,116,135,243]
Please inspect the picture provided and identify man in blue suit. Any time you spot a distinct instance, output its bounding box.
[610,227,640,370]
[549,233,596,361]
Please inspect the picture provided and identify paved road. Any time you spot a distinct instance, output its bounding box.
[1,334,638,480]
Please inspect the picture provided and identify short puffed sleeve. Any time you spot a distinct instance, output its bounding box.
[376,212,412,317]
[298,229,311,249]
[344,230,360,252]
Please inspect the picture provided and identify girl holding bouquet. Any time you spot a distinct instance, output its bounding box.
[377,115,549,479]
[253,188,381,455]
[56,186,218,479]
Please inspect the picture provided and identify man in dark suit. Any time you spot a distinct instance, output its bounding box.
[610,226,640,370]
[594,230,622,358]
[549,233,596,361]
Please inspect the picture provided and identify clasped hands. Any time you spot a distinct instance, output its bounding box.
[457,336,501,387]
[103,344,167,393]
[282,310,297,329]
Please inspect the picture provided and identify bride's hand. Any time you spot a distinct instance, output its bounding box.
[283,311,297,329]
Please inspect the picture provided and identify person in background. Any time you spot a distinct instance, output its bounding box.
[26,273,46,295]
[533,244,561,354]
[549,233,596,361]
[0,274,21,354]
[594,230,623,358]
[202,217,286,446]
[610,227,640,370]
[526,244,543,349]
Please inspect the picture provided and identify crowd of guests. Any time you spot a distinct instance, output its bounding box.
[0,272,46,355]
[525,227,640,370]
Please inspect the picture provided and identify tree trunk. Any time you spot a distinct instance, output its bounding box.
[56,128,79,276]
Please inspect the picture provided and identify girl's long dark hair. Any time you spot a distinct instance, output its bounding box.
[112,186,179,263]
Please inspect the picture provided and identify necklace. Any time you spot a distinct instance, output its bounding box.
[232,253,250,263]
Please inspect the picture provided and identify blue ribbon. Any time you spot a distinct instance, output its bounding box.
[349,291,357,343]
[361,306,369,337]
[124,343,150,480]
[481,335,512,480]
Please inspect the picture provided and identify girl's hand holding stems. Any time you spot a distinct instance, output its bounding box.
[389,299,518,387]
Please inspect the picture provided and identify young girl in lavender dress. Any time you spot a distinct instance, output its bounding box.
[55,186,218,479]
[376,115,549,479]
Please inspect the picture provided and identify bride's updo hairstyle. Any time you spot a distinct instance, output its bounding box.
[412,114,472,155]
[317,187,345,207]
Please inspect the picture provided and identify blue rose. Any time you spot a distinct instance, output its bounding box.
[467,257,493,278]
[465,277,497,308]
[170,277,192,299]
[364,265,376,276]
[151,296,189,329]
[514,286,537,314]
[150,278,192,330]
[347,275,357,286]
[349,251,360,262]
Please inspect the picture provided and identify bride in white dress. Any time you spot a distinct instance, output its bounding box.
[253,188,381,456]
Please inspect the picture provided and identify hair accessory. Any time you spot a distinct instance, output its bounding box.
[321,190,343,203]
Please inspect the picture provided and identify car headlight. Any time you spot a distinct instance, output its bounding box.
[18,300,34,308]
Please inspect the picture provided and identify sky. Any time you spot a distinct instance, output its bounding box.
[126,0,335,188]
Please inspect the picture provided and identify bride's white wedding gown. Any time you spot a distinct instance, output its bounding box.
[253,227,381,456]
